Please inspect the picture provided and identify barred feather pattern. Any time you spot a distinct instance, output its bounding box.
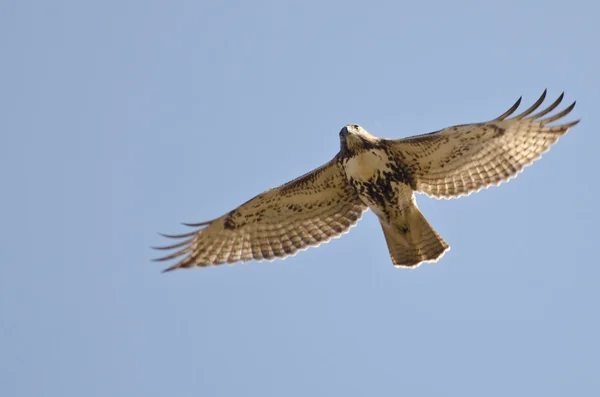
[154,158,368,271]
[390,90,580,199]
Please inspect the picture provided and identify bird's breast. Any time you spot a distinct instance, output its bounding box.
[344,150,388,181]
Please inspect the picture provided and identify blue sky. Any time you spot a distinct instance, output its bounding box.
[1,1,599,396]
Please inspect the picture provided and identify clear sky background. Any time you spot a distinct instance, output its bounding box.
[1,1,599,396]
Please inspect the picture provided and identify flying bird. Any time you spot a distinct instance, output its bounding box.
[154,91,579,271]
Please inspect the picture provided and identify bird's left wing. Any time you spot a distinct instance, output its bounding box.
[388,90,579,199]
[154,157,367,271]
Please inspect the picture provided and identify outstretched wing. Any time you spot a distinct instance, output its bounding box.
[154,157,367,271]
[390,90,579,199]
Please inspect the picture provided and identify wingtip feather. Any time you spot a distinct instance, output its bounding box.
[528,92,564,120]
[539,101,576,125]
[159,231,198,239]
[182,220,212,227]
[512,89,547,120]
[495,96,522,120]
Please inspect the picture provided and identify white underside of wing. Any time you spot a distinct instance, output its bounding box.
[230,208,369,265]
[423,135,563,200]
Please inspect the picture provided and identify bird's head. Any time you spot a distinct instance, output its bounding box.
[339,124,379,155]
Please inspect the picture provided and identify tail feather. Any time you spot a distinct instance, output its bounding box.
[380,205,449,267]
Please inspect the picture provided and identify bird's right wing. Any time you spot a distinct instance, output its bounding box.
[388,91,579,199]
[154,157,367,271]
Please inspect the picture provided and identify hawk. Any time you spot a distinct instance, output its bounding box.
[154,91,579,271]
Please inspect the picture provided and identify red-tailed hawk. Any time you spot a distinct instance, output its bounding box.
[154,91,578,271]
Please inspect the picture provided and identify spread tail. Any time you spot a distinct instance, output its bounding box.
[380,205,450,267]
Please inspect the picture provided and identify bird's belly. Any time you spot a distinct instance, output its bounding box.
[353,179,414,219]
[344,150,414,220]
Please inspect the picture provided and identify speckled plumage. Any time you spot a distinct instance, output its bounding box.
[154,91,578,271]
